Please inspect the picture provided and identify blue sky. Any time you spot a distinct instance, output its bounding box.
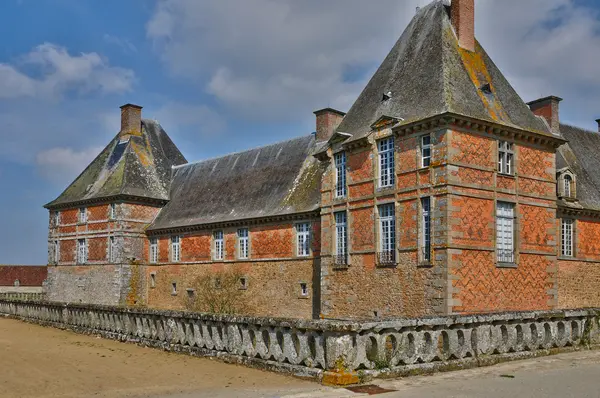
[1,0,600,264]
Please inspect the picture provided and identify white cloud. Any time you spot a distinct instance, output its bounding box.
[35,146,103,185]
[0,43,135,100]
[147,0,600,129]
[103,34,138,54]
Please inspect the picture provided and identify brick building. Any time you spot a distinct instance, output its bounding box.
[44,0,600,319]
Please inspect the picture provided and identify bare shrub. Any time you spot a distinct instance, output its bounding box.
[185,270,250,315]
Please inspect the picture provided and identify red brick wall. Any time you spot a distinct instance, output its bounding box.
[180,234,211,262]
[0,266,47,286]
[251,224,294,259]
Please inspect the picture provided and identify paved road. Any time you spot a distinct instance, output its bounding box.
[1,318,600,397]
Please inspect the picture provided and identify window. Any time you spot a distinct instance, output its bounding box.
[334,211,348,265]
[296,223,311,257]
[150,273,156,288]
[77,239,87,264]
[498,141,514,175]
[334,151,347,198]
[378,204,396,265]
[53,211,60,227]
[53,240,60,264]
[214,277,222,289]
[239,277,248,290]
[171,235,181,262]
[149,237,158,263]
[171,282,177,295]
[561,219,574,257]
[109,203,116,220]
[300,282,309,297]
[108,236,117,263]
[496,202,515,263]
[186,288,195,298]
[378,137,395,188]
[79,207,87,223]
[213,231,224,260]
[421,135,432,167]
[564,175,573,198]
[238,228,249,259]
[421,197,431,263]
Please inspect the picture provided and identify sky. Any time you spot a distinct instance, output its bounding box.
[1,0,600,264]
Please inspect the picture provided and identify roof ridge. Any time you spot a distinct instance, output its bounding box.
[560,123,597,135]
[172,134,314,170]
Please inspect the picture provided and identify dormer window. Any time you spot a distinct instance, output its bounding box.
[558,169,576,200]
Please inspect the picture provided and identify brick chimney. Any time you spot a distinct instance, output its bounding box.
[526,96,563,136]
[596,119,600,133]
[119,104,143,140]
[313,108,345,141]
[451,0,475,52]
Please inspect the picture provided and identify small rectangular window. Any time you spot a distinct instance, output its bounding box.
[498,141,514,175]
[171,282,177,295]
[421,197,431,262]
[171,235,181,262]
[108,236,117,263]
[378,137,395,188]
[213,231,224,260]
[334,151,347,198]
[53,211,60,227]
[77,239,87,264]
[300,282,308,297]
[296,223,311,257]
[239,277,248,290]
[149,237,158,263]
[496,202,515,263]
[109,203,116,220]
[421,135,432,167]
[79,207,87,224]
[334,211,348,265]
[53,240,60,264]
[561,219,574,257]
[150,273,156,288]
[238,228,249,259]
[378,204,396,265]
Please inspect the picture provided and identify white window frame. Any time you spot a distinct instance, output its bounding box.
[109,203,116,220]
[378,137,395,188]
[213,230,224,260]
[498,141,514,175]
[564,175,573,198]
[238,228,249,259]
[53,211,60,227]
[149,237,158,264]
[334,211,348,264]
[561,218,574,257]
[77,239,87,264]
[378,203,396,264]
[421,135,432,167]
[296,222,311,257]
[421,197,431,263]
[496,202,515,263]
[300,282,309,297]
[79,207,87,224]
[334,151,347,198]
[171,235,181,262]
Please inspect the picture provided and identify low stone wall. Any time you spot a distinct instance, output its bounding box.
[0,292,44,301]
[0,299,599,384]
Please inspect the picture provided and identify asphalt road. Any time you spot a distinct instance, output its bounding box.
[1,317,599,398]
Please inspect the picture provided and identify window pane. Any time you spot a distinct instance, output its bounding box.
[334,152,347,198]
[378,138,395,187]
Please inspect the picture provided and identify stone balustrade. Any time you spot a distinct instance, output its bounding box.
[0,299,599,382]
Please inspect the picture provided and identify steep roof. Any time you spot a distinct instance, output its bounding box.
[45,120,187,208]
[148,135,323,231]
[336,0,550,141]
[557,124,600,211]
[0,266,47,287]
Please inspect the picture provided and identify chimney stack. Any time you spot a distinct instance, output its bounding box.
[596,119,600,133]
[119,104,143,140]
[313,108,345,141]
[451,0,475,52]
[526,96,563,136]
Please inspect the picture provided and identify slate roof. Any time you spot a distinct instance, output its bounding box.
[148,135,323,231]
[557,124,600,211]
[336,0,551,141]
[45,120,187,208]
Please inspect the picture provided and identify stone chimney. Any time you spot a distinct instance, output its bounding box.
[526,96,563,136]
[119,104,143,140]
[451,0,475,52]
[313,108,345,141]
[596,119,600,133]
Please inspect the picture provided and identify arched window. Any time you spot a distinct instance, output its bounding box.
[564,175,573,198]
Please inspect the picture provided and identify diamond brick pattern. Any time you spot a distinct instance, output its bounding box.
[520,205,554,253]
[518,146,553,180]
[451,131,495,168]
[351,208,374,251]
[452,251,552,312]
[451,197,493,247]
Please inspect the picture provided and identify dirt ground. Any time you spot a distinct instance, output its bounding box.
[0,318,322,398]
